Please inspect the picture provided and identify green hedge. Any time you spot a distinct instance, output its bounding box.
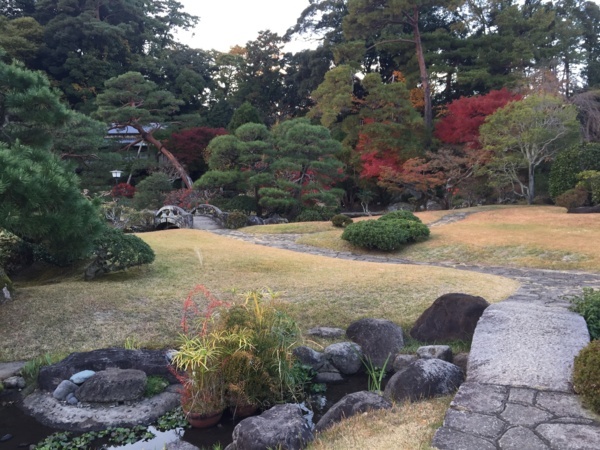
[574,340,600,413]
[378,210,421,223]
[341,219,430,251]
[331,214,353,228]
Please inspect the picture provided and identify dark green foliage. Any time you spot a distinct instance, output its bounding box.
[133,173,173,210]
[0,144,104,264]
[296,207,337,222]
[212,195,258,214]
[378,210,421,223]
[0,229,32,275]
[84,227,155,281]
[570,288,600,340]
[228,101,263,130]
[549,144,600,199]
[225,211,249,229]
[554,187,588,210]
[341,219,430,251]
[573,340,600,414]
[331,214,353,228]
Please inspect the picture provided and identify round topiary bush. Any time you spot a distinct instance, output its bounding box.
[295,209,324,222]
[225,210,249,229]
[378,210,421,223]
[331,214,353,228]
[555,187,588,210]
[573,340,600,414]
[341,219,430,251]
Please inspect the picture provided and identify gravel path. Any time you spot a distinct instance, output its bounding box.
[206,213,600,449]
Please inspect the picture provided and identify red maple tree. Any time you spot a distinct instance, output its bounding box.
[165,127,228,177]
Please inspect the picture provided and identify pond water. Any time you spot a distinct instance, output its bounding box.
[0,374,382,449]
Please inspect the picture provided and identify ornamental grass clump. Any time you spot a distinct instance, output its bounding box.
[341,217,430,251]
[170,286,302,418]
[570,288,600,340]
[573,340,600,413]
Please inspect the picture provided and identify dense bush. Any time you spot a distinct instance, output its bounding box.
[225,210,249,229]
[549,143,600,199]
[554,187,588,210]
[101,203,155,232]
[163,189,209,210]
[341,219,430,251]
[570,288,600,340]
[212,195,258,214]
[295,207,337,222]
[0,229,33,275]
[111,183,136,199]
[576,171,600,205]
[573,340,600,413]
[379,210,422,223]
[84,227,155,280]
[331,214,353,228]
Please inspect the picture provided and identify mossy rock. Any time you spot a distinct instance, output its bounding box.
[573,340,600,413]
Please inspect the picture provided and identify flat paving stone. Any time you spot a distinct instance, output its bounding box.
[536,392,596,420]
[500,403,553,427]
[536,423,600,450]
[444,409,506,439]
[499,426,549,450]
[432,427,496,450]
[451,382,508,415]
[508,387,536,405]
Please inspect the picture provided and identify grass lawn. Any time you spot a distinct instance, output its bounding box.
[265,205,600,272]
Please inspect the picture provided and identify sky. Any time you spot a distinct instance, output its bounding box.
[176,0,316,53]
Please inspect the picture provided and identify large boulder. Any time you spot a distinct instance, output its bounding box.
[410,293,489,343]
[38,348,174,391]
[346,318,404,370]
[292,346,326,372]
[75,368,146,403]
[315,391,392,432]
[384,359,464,403]
[225,404,313,450]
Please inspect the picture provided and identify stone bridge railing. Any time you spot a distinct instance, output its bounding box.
[154,205,193,229]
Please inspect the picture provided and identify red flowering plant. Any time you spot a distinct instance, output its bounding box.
[111,183,136,199]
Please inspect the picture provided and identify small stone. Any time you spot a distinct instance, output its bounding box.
[451,382,507,415]
[66,393,78,405]
[69,370,95,385]
[306,327,344,339]
[443,409,505,439]
[417,345,453,362]
[3,376,25,389]
[536,423,600,449]
[452,352,469,375]
[53,380,78,401]
[324,342,362,375]
[0,434,13,442]
[500,403,552,427]
[508,388,536,405]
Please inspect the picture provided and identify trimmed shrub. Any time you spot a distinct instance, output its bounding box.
[331,214,353,228]
[225,210,249,229]
[573,340,600,413]
[84,227,155,280]
[379,210,422,223]
[570,288,600,340]
[220,195,258,214]
[0,229,33,275]
[555,187,588,210]
[296,207,337,222]
[549,143,600,199]
[341,219,430,251]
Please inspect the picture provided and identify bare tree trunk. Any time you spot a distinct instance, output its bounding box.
[528,163,535,205]
[410,7,433,138]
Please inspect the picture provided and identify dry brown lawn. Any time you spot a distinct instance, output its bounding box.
[0,229,517,362]
[290,206,600,272]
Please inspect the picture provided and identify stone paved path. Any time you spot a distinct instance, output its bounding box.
[207,222,600,449]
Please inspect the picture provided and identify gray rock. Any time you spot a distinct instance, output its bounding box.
[536,392,596,419]
[468,301,589,392]
[431,427,496,450]
[38,348,175,391]
[76,368,146,403]
[292,346,326,372]
[53,380,78,401]
[384,359,464,403]
[443,409,505,439]
[417,345,453,362]
[499,426,549,450]
[315,391,392,432]
[450,382,507,415]
[324,342,362,375]
[0,361,25,381]
[508,388,536,405]
[426,200,443,210]
[227,404,313,450]
[65,393,78,405]
[500,403,552,427]
[165,441,200,450]
[410,293,489,343]
[346,318,404,370]
[70,370,95,385]
[536,423,600,449]
[314,361,344,384]
[306,327,344,339]
[392,354,418,373]
[2,376,25,389]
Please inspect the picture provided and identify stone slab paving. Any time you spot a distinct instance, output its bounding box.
[206,224,600,449]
